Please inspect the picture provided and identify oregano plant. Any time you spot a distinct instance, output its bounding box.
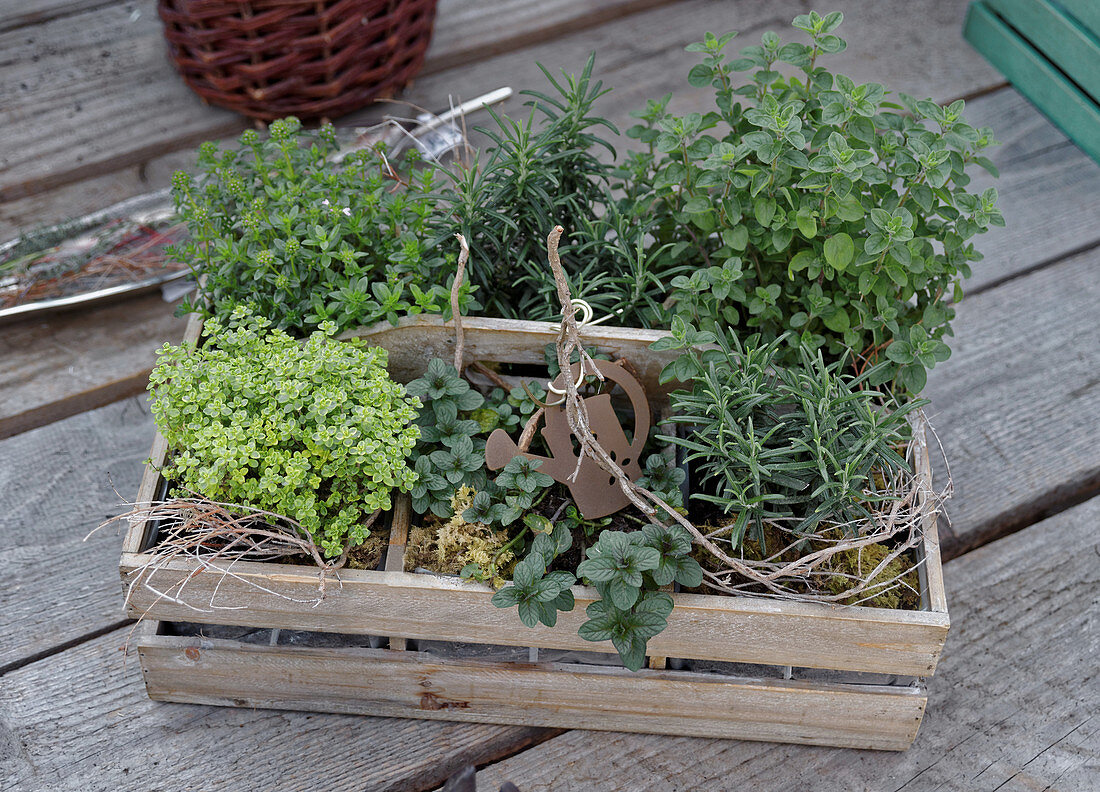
[623,11,1004,393]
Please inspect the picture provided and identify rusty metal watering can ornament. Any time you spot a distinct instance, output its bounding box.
[484,302,651,520]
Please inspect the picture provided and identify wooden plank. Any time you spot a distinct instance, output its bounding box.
[137,636,929,751]
[0,625,555,792]
[0,369,150,441]
[961,87,1100,292]
[473,494,1100,790]
[423,0,679,75]
[385,493,412,649]
[121,553,950,675]
[0,0,121,33]
[925,246,1100,558]
[0,150,195,240]
[0,292,186,437]
[817,0,1002,98]
[914,426,948,614]
[985,0,1100,104]
[385,493,412,572]
[0,1,245,203]
[345,314,679,393]
[964,1,1100,164]
[0,398,152,669]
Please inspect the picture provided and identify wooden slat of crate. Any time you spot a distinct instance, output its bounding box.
[964,1,1100,163]
[121,552,949,676]
[343,315,678,393]
[136,633,928,751]
[985,0,1100,103]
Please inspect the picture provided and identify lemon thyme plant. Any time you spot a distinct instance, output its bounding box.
[149,308,420,557]
[620,12,1003,393]
[170,117,477,336]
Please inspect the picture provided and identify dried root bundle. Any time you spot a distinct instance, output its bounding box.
[99,497,379,615]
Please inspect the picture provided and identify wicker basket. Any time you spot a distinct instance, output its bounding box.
[159,0,439,121]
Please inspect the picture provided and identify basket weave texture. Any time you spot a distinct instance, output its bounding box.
[159,0,438,121]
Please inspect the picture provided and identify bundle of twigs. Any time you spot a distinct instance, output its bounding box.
[100,497,377,615]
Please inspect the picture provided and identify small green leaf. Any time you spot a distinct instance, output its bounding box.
[885,340,914,364]
[753,197,776,226]
[788,249,817,277]
[795,209,817,238]
[823,232,854,270]
[823,308,849,333]
[687,63,714,87]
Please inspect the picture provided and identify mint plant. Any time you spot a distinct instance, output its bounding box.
[462,456,555,529]
[636,452,687,518]
[171,118,476,336]
[405,359,552,521]
[576,526,702,670]
[148,308,420,557]
[490,521,576,628]
[622,12,1003,393]
[491,522,702,671]
[406,359,491,517]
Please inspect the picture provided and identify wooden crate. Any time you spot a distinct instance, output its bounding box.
[121,314,950,751]
[964,0,1100,163]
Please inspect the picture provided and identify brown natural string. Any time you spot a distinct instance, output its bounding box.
[450,233,470,374]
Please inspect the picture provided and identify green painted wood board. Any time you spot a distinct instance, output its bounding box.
[986,0,1100,103]
[1054,0,1100,38]
[964,1,1100,164]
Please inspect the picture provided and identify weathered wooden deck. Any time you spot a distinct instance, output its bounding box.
[1,1,1098,790]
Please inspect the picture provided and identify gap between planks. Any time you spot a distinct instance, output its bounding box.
[0,618,133,678]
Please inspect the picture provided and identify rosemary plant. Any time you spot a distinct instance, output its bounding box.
[655,321,925,548]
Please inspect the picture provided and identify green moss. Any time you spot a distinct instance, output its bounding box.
[404,487,516,587]
[821,543,920,609]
